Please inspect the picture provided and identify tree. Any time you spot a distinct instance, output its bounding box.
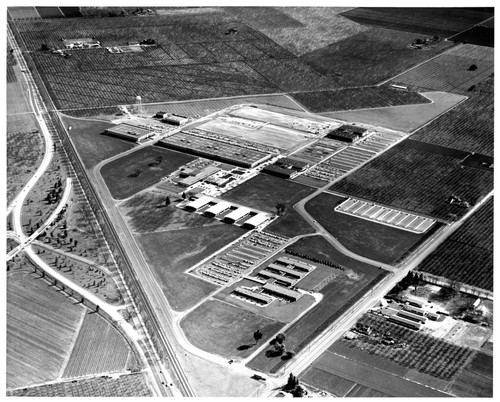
[292,385,305,397]
[468,64,478,71]
[276,203,286,215]
[253,329,263,344]
[275,333,286,345]
[285,373,298,391]
[41,43,50,51]
[165,196,171,206]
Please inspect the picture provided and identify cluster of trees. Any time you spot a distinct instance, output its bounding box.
[148,156,163,167]
[275,203,287,216]
[44,178,63,205]
[284,373,305,397]
[284,249,345,271]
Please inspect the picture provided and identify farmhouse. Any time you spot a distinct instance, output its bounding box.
[104,122,156,143]
[62,38,100,49]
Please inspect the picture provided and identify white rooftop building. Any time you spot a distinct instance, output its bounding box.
[242,213,269,229]
[184,195,213,212]
[224,207,251,224]
[205,201,232,217]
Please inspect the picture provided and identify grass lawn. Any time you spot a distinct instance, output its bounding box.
[7,270,85,389]
[136,224,246,311]
[120,191,222,233]
[222,174,316,214]
[305,193,432,265]
[265,208,316,237]
[100,146,195,200]
[180,299,284,359]
[60,114,133,170]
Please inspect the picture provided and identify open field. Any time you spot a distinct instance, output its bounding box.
[7,80,32,115]
[196,118,312,151]
[301,366,356,396]
[341,7,493,37]
[139,94,304,119]
[62,312,131,378]
[222,174,316,214]
[329,139,493,222]
[291,86,430,113]
[390,46,494,94]
[248,260,386,373]
[8,113,41,133]
[7,130,44,204]
[300,26,455,87]
[7,269,85,389]
[8,6,41,19]
[324,91,466,133]
[60,114,133,170]
[8,373,152,397]
[416,196,493,291]
[410,75,493,156]
[136,224,245,311]
[265,209,316,238]
[120,191,222,233]
[305,193,433,264]
[36,6,65,18]
[100,146,195,200]
[449,24,494,47]
[11,10,340,109]
[180,299,284,359]
[302,347,448,397]
[226,7,370,56]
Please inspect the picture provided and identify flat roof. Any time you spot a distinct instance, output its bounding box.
[233,287,272,304]
[262,283,301,300]
[277,257,314,271]
[106,123,154,137]
[259,270,297,285]
[267,263,304,278]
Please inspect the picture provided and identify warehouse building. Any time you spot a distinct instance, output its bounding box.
[258,270,297,287]
[105,122,156,143]
[224,207,251,224]
[184,195,213,212]
[161,113,188,126]
[157,132,272,168]
[242,213,269,229]
[262,283,301,301]
[326,125,367,143]
[178,165,220,187]
[205,201,232,217]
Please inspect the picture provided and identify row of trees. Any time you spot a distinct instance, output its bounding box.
[284,249,345,271]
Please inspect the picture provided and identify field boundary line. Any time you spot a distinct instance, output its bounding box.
[57,309,87,380]
[377,43,462,86]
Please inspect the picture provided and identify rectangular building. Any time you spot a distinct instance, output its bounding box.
[232,287,273,305]
[184,195,213,212]
[258,270,297,286]
[242,213,269,229]
[262,283,301,301]
[224,207,251,224]
[205,201,232,217]
[105,122,156,143]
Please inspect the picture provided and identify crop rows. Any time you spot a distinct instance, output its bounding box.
[223,7,305,30]
[62,313,130,378]
[8,373,152,397]
[416,197,493,291]
[410,75,493,156]
[343,313,475,381]
[330,140,493,222]
[292,86,430,113]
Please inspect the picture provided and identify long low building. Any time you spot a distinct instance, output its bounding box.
[242,213,269,229]
[184,195,213,212]
[258,270,297,286]
[232,287,273,305]
[224,207,251,224]
[105,122,156,143]
[262,282,301,301]
[205,201,232,217]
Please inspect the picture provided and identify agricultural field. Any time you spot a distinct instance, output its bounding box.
[410,75,493,156]
[304,193,435,264]
[180,299,285,359]
[324,91,466,133]
[329,139,493,222]
[62,312,131,378]
[300,26,455,87]
[139,94,305,119]
[247,237,386,373]
[416,196,493,291]
[7,268,85,389]
[226,7,370,56]
[449,24,494,47]
[341,7,493,37]
[10,10,340,110]
[8,6,42,19]
[7,130,44,204]
[222,173,316,214]
[448,352,493,397]
[291,85,430,113]
[135,224,245,311]
[60,114,133,170]
[390,45,494,94]
[8,373,153,397]
[100,146,196,200]
[35,6,65,18]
